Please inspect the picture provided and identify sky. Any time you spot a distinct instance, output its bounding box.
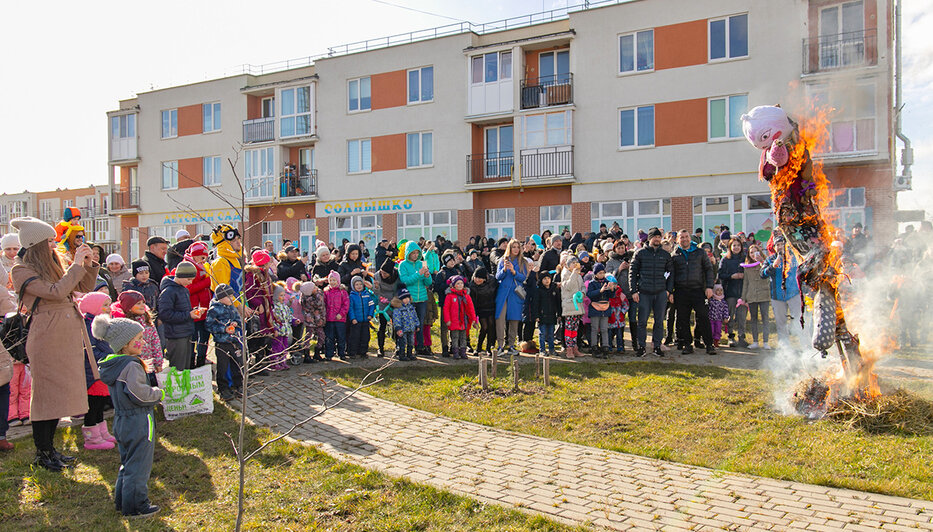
[1,0,930,220]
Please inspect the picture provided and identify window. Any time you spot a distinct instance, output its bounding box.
[406,132,433,168]
[619,106,655,148]
[347,139,372,173]
[819,1,865,69]
[397,210,458,242]
[203,156,222,186]
[203,102,221,132]
[245,147,275,198]
[161,109,177,138]
[709,13,748,61]
[829,187,867,231]
[484,125,514,178]
[693,194,773,241]
[298,218,317,255]
[540,205,572,235]
[524,110,572,148]
[95,218,111,242]
[280,86,312,137]
[709,94,748,140]
[619,30,654,73]
[261,221,282,250]
[261,97,275,118]
[130,227,139,260]
[484,208,515,240]
[408,66,434,104]
[39,199,55,222]
[161,161,178,190]
[472,52,512,84]
[110,114,136,139]
[330,215,383,251]
[539,50,570,84]
[810,81,876,154]
[348,77,371,112]
[591,199,671,236]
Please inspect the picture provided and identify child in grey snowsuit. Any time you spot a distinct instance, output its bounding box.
[392,288,421,361]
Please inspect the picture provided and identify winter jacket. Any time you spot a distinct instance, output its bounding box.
[123,277,159,314]
[741,263,771,304]
[277,258,307,282]
[560,268,584,317]
[433,265,461,305]
[672,244,714,291]
[111,302,163,372]
[469,277,498,317]
[539,248,562,275]
[605,252,626,278]
[301,291,327,328]
[84,314,113,390]
[718,253,746,299]
[521,270,539,322]
[205,298,242,344]
[443,287,477,331]
[324,285,349,322]
[373,269,399,318]
[348,285,375,323]
[709,298,730,321]
[532,282,561,325]
[182,262,212,321]
[398,241,432,303]
[608,287,629,327]
[244,266,277,335]
[586,277,613,318]
[629,245,673,296]
[143,250,168,285]
[272,301,293,337]
[494,257,529,321]
[761,254,800,302]
[393,302,421,333]
[311,260,339,285]
[158,276,194,339]
[97,353,162,414]
[104,266,131,296]
[167,239,194,271]
[338,245,366,287]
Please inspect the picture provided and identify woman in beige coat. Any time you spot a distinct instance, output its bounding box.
[10,217,99,471]
[739,243,772,349]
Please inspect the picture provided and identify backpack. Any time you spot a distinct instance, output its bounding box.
[0,276,41,364]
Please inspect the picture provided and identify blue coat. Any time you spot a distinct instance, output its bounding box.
[84,314,113,389]
[761,254,801,301]
[348,289,375,323]
[586,278,612,318]
[494,257,528,321]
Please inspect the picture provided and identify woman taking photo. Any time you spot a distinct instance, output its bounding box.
[494,239,530,354]
[10,216,99,471]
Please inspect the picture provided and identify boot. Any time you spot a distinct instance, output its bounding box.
[83,426,115,450]
[460,347,468,359]
[34,450,64,472]
[96,421,117,444]
[565,346,576,359]
[441,345,450,358]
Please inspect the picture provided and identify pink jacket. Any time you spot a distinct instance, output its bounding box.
[324,285,349,322]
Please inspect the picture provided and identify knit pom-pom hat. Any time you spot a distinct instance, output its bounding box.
[79,292,112,316]
[91,314,143,353]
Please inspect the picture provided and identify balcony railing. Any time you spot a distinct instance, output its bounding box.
[520,146,573,179]
[112,187,140,210]
[280,169,318,198]
[803,28,877,74]
[39,210,60,224]
[520,74,573,110]
[243,117,275,143]
[466,153,514,184]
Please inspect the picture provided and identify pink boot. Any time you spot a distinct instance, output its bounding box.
[96,422,117,444]
[82,426,115,450]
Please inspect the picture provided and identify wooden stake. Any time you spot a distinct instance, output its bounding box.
[491,351,498,379]
[511,354,519,391]
[479,356,488,391]
[543,356,550,387]
[535,354,541,378]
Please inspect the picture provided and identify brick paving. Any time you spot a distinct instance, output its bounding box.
[244,364,933,531]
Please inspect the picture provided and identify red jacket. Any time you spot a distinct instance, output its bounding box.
[171,262,212,321]
[442,288,476,331]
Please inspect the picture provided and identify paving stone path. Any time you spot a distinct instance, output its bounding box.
[245,366,933,531]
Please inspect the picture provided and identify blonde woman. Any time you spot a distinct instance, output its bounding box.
[494,239,530,354]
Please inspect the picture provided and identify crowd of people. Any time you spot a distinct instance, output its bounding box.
[0,209,931,517]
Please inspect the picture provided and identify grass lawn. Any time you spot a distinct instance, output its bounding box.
[327,361,933,502]
[0,403,582,531]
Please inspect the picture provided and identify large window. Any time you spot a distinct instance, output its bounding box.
[619,30,654,74]
[298,218,317,257]
[348,138,372,173]
[829,187,868,231]
[280,86,312,137]
[161,161,178,190]
[245,147,274,199]
[709,94,748,140]
[472,51,512,84]
[406,132,433,168]
[523,110,572,148]
[203,156,222,186]
[819,1,865,69]
[94,218,111,242]
[591,199,671,236]
[539,50,570,85]
[330,215,382,251]
[540,205,572,236]
[348,77,371,112]
[620,106,655,148]
[484,125,514,178]
[693,194,773,241]
[398,210,457,242]
[485,208,514,240]
[111,114,136,140]
[408,66,434,104]
[809,80,876,154]
[709,14,748,61]
[261,221,282,249]
[203,102,221,133]
[161,109,177,139]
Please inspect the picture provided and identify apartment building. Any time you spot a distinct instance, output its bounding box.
[0,191,35,235]
[1,186,119,250]
[106,0,897,256]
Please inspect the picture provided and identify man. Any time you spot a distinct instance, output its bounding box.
[629,227,673,357]
[277,244,307,282]
[671,229,716,355]
[142,236,169,284]
[373,239,389,272]
[692,228,704,245]
[561,229,572,251]
[166,229,195,271]
[539,234,563,275]
[846,222,868,257]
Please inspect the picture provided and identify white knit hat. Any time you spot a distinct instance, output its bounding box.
[10,217,55,250]
[105,253,125,265]
[315,246,330,259]
[0,233,20,250]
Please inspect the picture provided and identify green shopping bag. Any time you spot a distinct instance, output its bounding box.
[156,365,214,420]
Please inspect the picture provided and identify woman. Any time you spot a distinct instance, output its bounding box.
[717,237,748,347]
[10,217,98,471]
[244,250,278,374]
[338,244,367,288]
[560,256,585,358]
[739,243,772,349]
[494,239,529,354]
[99,253,130,299]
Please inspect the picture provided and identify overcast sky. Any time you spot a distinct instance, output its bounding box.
[1,0,930,218]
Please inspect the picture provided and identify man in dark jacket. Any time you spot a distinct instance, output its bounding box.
[629,227,673,357]
[166,230,195,271]
[158,261,199,370]
[373,240,389,272]
[277,245,308,282]
[142,236,169,284]
[539,234,563,276]
[671,230,716,355]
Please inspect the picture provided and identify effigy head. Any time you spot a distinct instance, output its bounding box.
[741,105,794,150]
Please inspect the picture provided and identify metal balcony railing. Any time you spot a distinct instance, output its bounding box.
[466,153,514,184]
[803,28,877,74]
[521,73,573,109]
[520,146,573,179]
[39,210,60,224]
[243,117,275,143]
[280,169,318,198]
[113,187,140,210]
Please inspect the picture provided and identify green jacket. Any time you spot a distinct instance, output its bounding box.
[398,241,432,303]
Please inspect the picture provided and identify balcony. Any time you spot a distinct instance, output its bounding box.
[520,146,573,180]
[466,153,514,186]
[112,187,140,211]
[243,117,275,143]
[280,169,318,199]
[39,210,60,225]
[803,29,877,74]
[520,74,573,110]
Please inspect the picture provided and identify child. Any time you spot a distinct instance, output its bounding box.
[607,275,630,355]
[586,263,613,358]
[79,292,117,450]
[299,281,327,363]
[205,283,244,401]
[442,275,477,360]
[123,260,159,313]
[158,261,201,370]
[268,284,294,371]
[181,242,212,368]
[6,359,30,428]
[347,275,375,358]
[709,284,729,348]
[112,290,163,376]
[560,257,585,359]
[323,271,349,361]
[533,273,561,356]
[392,289,420,361]
[93,315,162,519]
[469,267,498,356]
[286,279,308,364]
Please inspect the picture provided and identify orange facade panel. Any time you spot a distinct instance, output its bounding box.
[372,133,407,172]
[371,70,407,110]
[177,104,202,136]
[246,95,262,120]
[177,157,203,189]
[655,98,707,146]
[655,19,708,70]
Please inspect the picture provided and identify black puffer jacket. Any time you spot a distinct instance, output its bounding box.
[338,244,365,287]
[277,258,307,282]
[532,282,561,325]
[718,252,746,299]
[672,246,714,291]
[629,245,673,295]
[469,277,499,317]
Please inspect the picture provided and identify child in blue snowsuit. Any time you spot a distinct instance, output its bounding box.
[347,275,376,358]
[94,315,163,519]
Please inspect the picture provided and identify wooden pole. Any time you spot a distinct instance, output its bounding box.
[535,354,541,378]
[543,356,550,387]
[511,354,519,391]
[479,356,488,391]
[491,351,498,379]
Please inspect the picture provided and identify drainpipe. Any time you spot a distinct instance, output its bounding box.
[894,0,913,183]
